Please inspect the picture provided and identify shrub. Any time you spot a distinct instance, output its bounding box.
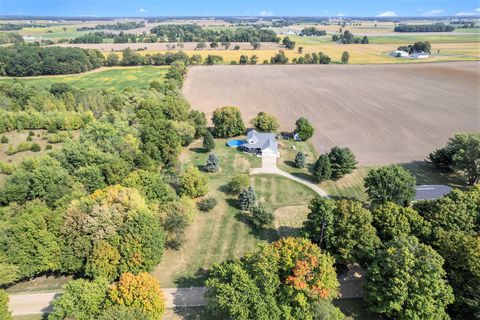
[294,151,306,168]
[0,136,8,144]
[203,130,215,151]
[26,136,33,141]
[204,153,219,173]
[238,187,257,211]
[198,197,218,212]
[31,143,41,152]
[227,174,251,194]
[45,144,53,150]
[28,131,35,136]
[249,203,274,227]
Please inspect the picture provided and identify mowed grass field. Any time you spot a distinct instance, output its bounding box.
[0,66,168,90]
[152,139,317,288]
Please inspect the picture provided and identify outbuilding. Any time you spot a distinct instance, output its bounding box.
[392,50,409,57]
[412,52,429,59]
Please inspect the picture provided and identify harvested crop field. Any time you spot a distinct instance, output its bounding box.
[183,62,480,165]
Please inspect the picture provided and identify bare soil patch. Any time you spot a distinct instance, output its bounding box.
[183,62,480,165]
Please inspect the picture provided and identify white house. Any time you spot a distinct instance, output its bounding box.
[391,50,409,57]
[412,52,429,59]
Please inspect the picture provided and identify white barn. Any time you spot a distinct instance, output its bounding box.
[391,50,409,57]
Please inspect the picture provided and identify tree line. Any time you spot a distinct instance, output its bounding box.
[76,21,145,31]
[332,30,369,44]
[150,24,280,43]
[397,41,432,54]
[300,27,327,36]
[394,23,455,32]
[0,45,104,76]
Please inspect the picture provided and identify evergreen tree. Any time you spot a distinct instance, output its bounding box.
[202,130,215,151]
[294,151,306,168]
[204,153,219,173]
[328,146,357,179]
[238,187,257,211]
[312,154,332,182]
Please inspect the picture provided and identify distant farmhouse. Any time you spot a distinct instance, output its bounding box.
[415,185,452,201]
[391,50,429,59]
[391,50,409,57]
[240,130,279,157]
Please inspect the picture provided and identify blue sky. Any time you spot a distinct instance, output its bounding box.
[1,0,479,17]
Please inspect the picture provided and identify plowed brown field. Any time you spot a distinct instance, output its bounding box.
[183,62,480,165]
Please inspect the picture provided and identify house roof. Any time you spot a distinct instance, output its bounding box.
[415,185,452,201]
[242,130,278,152]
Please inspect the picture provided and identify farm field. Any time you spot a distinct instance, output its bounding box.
[183,62,480,165]
[0,66,168,90]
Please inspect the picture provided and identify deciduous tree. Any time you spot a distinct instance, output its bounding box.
[212,106,245,138]
[295,117,315,141]
[250,111,279,132]
[179,166,208,198]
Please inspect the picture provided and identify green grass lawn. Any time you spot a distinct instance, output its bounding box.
[0,66,168,90]
[152,138,317,288]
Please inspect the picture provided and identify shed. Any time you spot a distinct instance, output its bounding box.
[392,50,409,57]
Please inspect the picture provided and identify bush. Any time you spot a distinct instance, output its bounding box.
[198,197,218,212]
[45,144,53,150]
[294,151,306,168]
[28,131,35,136]
[26,136,33,141]
[31,143,41,152]
[227,174,251,194]
[238,187,257,211]
[0,136,8,144]
[249,203,274,227]
[204,153,219,173]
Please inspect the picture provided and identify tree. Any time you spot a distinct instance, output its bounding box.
[298,46,304,54]
[270,50,289,64]
[249,203,274,227]
[196,41,206,50]
[0,201,61,279]
[328,146,357,180]
[239,55,249,65]
[197,197,218,212]
[205,237,340,320]
[238,186,257,211]
[365,236,454,320]
[304,198,380,266]
[179,165,208,198]
[212,106,245,138]
[361,36,369,44]
[311,300,344,320]
[210,41,218,49]
[105,53,119,66]
[107,272,165,320]
[250,111,280,132]
[123,169,176,204]
[49,278,109,320]
[341,51,350,64]
[99,305,149,320]
[221,40,231,49]
[121,48,143,66]
[0,290,11,320]
[204,153,220,173]
[159,197,197,249]
[429,133,480,185]
[61,186,164,275]
[434,230,480,319]
[249,55,258,65]
[371,202,431,242]
[202,130,215,151]
[294,151,306,168]
[364,165,416,206]
[295,117,315,141]
[312,154,332,182]
[0,263,19,286]
[282,36,296,49]
[188,110,207,138]
[227,174,251,194]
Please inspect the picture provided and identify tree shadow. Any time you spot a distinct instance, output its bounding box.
[174,268,209,288]
[276,226,302,238]
[190,147,208,154]
[401,160,466,189]
[217,183,232,195]
[283,160,297,168]
[232,210,278,242]
[290,171,315,183]
[172,306,214,320]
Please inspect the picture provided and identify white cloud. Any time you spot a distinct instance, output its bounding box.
[260,10,273,16]
[422,9,444,16]
[138,8,147,13]
[475,8,480,12]
[377,11,397,17]
[336,13,345,17]
[455,11,478,16]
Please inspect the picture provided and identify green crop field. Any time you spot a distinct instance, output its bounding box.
[368,34,480,44]
[0,66,168,90]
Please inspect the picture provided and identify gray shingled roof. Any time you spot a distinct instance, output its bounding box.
[242,130,278,152]
[415,185,452,201]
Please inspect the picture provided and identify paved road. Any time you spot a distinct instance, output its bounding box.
[250,154,329,197]
[9,287,208,316]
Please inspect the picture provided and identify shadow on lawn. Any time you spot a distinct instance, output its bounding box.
[189,147,208,154]
[174,268,209,287]
[401,161,466,189]
[172,306,214,320]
